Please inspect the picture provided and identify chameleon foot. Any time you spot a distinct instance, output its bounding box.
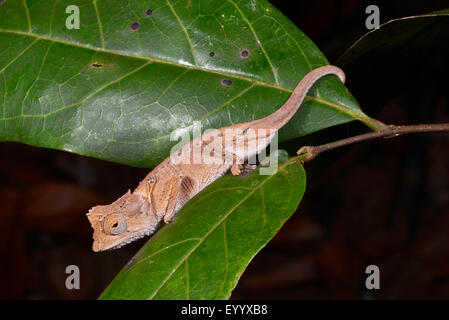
[231,163,242,176]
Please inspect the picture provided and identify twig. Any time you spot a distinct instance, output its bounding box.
[297,123,449,163]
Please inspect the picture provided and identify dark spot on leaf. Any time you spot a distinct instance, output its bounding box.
[240,49,250,59]
[146,9,153,16]
[91,62,103,67]
[126,257,136,267]
[209,51,215,57]
[130,22,140,31]
[221,79,233,87]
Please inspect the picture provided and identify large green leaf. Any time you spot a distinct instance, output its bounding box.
[0,0,379,167]
[99,151,305,299]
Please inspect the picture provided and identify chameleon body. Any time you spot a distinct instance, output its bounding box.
[87,65,345,251]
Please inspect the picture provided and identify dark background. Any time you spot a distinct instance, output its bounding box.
[1,0,449,299]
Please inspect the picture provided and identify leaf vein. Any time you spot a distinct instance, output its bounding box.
[105,237,202,287]
[93,0,105,49]
[185,259,190,299]
[166,0,198,66]
[215,222,229,299]
[0,38,38,75]
[22,0,32,33]
[227,0,279,85]
[20,42,53,117]
[0,61,151,121]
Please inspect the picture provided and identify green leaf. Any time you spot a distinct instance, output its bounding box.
[337,9,449,67]
[99,151,305,299]
[0,0,378,167]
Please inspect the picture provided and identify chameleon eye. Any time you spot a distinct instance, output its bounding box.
[103,214,127,235]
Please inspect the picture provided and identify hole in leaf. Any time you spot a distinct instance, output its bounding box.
[130,22,140,31]
[146,9,153,16]
[221,79,233,87]
[240,49,250,59]
[91,62,103,67]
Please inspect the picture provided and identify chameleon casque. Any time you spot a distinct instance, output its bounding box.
[87,65,345,252]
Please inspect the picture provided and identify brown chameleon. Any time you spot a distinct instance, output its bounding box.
[87,65,345,251]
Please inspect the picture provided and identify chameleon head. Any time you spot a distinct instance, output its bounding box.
[87,191,156,252]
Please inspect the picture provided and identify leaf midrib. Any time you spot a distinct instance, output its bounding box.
[0,28,291,92]
[0,28,373,137]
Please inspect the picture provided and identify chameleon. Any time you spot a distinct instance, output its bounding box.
[87,65,345,252]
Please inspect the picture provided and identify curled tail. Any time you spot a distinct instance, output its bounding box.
[255,65,345,130]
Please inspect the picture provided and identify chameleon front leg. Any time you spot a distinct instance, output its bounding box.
[149,174,197,224]
[163,177,182,223]
[150,175,183,223]
[163,176,197,223]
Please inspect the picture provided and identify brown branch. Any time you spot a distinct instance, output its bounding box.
[297,123,449,163]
